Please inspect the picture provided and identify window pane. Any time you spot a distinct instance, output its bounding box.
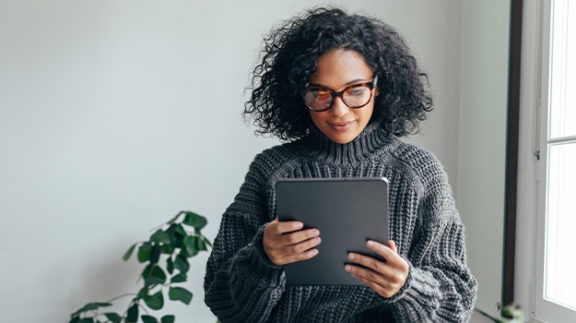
[545,142,576,309]
[549,0,576,139]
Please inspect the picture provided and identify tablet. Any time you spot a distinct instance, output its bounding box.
[275,177,389,285]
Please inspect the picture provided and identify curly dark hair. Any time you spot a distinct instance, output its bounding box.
[244,7,433,141]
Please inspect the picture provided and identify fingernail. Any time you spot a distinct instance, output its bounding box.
[348,253,356,260]
[345,265,351,272]
[367,240,375,247]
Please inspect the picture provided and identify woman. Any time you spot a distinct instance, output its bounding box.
[204,7,477,322]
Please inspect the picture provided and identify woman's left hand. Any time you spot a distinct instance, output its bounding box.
[345,240,409,298]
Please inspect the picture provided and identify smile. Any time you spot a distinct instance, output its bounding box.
[328,121,355,131]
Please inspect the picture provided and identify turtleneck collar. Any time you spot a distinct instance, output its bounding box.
[303,122,396,165]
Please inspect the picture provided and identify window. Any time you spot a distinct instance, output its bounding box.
[527,0,576,321]
[541,0,576,308]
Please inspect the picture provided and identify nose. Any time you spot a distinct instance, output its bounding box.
[330,96,349,117]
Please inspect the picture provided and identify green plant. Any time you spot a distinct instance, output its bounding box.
[476,303,525,323]
[70,211,212,323]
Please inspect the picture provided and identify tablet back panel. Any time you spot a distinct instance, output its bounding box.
[275,177,389,285]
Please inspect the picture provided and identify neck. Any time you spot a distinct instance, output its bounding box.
[305,123,395,164]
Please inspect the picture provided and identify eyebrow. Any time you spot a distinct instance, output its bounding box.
[307,78,371,90]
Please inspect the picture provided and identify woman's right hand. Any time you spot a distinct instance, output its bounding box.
[263,217,321,265]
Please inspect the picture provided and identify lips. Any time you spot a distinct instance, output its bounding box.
[328,120,355,131]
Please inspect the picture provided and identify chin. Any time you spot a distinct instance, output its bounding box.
[328,134,356,144]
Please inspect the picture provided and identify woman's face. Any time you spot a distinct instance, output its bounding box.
[307,49,377,144]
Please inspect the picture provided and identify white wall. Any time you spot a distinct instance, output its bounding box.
[0,0,503,322]
[457,0,510,319]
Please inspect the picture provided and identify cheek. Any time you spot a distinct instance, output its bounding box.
[361,104,375,121]
[309,112,324,128]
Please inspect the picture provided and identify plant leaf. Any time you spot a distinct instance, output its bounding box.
[123,243,137,261]
[170,225,186,248]
[167,257,174,274]
[175,224,187,236]
[71,302,112,318]
[152,266,167,284]
[196,236,207,251]
[77,318,94,323]
[150,244,161,264]
[170,273,187,283]
[150,229,171,245]
[161,315,175,323]
[161,243,174,254]
[169,286,193,305]
[138,242,152,263]
[183,211,207,230]
[104,313,122,323]
[143,265,166,286]
[174,254,189,273]
[183,236,198,257]
[137,287,148,300]
[141,264,152,283]
[143,291,164,310]
[202,235,213,247]
[141,314,158,323]
[126,302,139,323]
[165,223,177,236]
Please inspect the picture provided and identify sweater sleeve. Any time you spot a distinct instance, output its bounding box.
[203,155,286,322]
[384,153,478,322]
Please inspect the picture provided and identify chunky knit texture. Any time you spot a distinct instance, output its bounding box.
[204,123,478,322]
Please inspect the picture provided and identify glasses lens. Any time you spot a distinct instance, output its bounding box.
[343,85,372,108]
[304,88,332,111]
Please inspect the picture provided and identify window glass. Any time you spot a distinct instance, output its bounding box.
[549,0,576,139]
[545,143,576,310]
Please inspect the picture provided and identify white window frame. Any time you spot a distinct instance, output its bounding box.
[516,0,576,322]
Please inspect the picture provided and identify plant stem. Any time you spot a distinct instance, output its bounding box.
[106,293,137,303]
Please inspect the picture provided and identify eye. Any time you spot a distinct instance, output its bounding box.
[310,89,331,99]
[346,86,368,97]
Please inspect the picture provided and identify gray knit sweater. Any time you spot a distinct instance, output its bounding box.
[204,123,477,322]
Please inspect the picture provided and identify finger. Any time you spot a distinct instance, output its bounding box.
[287,235,322,253]
[348,253,409,288]
[266,218,304,235]
[347,252,388,275]
[274,219,305,234]
[345,264,387,287]
[365,240,403,267]
[281,247,320,265]
[283,228,320,245]
[388,240,398,253]
[264,231,321,265]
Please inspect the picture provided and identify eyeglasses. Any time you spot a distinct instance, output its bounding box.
[303,77,378,112]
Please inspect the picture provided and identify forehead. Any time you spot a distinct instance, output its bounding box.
[309,49,373,87]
